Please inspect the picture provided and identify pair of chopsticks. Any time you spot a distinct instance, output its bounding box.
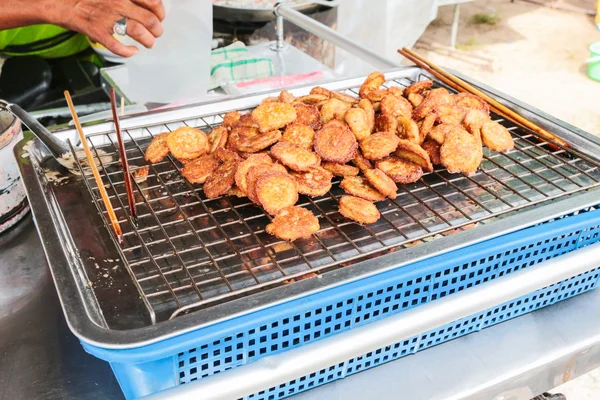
[64,89,136,246]
[397,48,568,148]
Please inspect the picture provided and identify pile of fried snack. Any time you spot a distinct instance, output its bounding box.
[144,72,514,241]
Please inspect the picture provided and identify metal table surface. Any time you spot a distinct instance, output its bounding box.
[1,215,599,400]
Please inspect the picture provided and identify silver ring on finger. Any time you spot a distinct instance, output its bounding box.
[113,18,128,36]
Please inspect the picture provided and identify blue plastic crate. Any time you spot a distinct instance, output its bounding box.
[82,208,600,399]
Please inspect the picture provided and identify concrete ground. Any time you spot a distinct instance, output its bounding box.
[416,1,600,398]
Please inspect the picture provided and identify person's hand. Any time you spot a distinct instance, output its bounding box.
[47,0,166,58]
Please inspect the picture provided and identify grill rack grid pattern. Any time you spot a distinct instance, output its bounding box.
[72,75,600,323]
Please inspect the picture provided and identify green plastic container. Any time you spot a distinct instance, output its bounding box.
[589,41,600,82]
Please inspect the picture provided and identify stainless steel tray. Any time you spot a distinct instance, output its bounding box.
[16,68,600,348]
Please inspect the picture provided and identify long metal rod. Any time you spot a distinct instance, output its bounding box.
[274,4,399,68]
[141,241,600,400]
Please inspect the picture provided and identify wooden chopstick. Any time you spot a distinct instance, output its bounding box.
[398,48,568,148]
[110,88,137,220]
[64,90,124,245]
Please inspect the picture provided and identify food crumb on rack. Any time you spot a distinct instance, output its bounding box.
[134,166,150,183]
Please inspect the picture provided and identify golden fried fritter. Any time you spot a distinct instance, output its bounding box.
[407,92,424,108]
[453,92,490,114]
[252,102,297,133]
[395,139,433,172]
[270,142,320,171]
[290,166,333,197]
[261,97,278,104]
[357,99,375,133]
[421,140,442,166]
[204,160,239,199]
[281,123,315,150]
[463,109,491,136]
[440,127,483,175]
[320,98,352,123]
[256,172,299,215]
[293,103,322,130]
[294,94,330,105]
[278,90,296,104]
[310,86,332,97]
[181,154,220,184]
[237,113,259,128]
[322,162,360,177]
[428,123,461,145]
[384,86,404,99]
[359,72,386,99]
[360,131,401,160]
[375,157,423,184]
[166,127,209,161]
[353,152,374,172]
[222,111,242,130]
[481,121,514,152]
[266,206,320,241]
[144,132,170,163]
[396,115,420,144]
[331,90,359,105]
[235,129,282,153]
[213,147,242,163]
[380,94,413,119]
[345,107,371,141]
[412,88,453,121]
[364,168,398,199]
[374,114,398,133]
[246,163,288,203]
[208,126,228,153]
[234,153,273,194]
[418,113,437,144]
[403,79,433,97]
[338,195,380,224]
[340,176,385,202]
[226,185,246,198]
[435,105,468,125]
[228,126,259,152]
[314,120,358,163]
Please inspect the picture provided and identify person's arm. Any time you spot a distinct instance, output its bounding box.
[0,0,166,58]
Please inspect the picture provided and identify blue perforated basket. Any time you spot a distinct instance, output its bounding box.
[82,208,600,399]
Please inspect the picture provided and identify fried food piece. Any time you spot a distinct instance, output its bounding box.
[453,92,490,114]
[374,114,398,133]
[256,172,299,215]
[290,166,333,197]
[236,113,259,128]
[281,123,315,149]
[418,114,437,144]
[234,153,273,194]
[440,127,483,175]
[204,160,239,198]
[226,185,246,198]
[360,131,401,161]
[380,94,413,119]
[293,103,322,131]
[359,72,386,99]
[166,127,209,161]
[403,79,433,96]
[270,142,320,171]
[246,163,288,203]
[310,86,332,97]
[384,86,404,99]
[228,126,258,151]
[396,115,420,144]
[213,147,242,163]
[294,94,330,105]
[314,120,358,163]
[266,206,320,241]
[208,126,228,153]
[463,109,491,136]
[278,90,296,104]
[421,140,442,166]
[481,121,514,152]
[428,123,460,145]
[338,195,380,224]
[133,165,150,183]
[407,92,424,108]
[412,88,453,120]
[320,98,352,123]
[376,157,423,184]
[345,107,371,141]
[144,132,170,163]
[235,129,282,153]
[340,176,385,202]
[181,154,220,184]
[352,152,373,172]
[262,96,278,104]
[358,99,375,133]
[222,111,242,130]
[395,139,433,172]
[435,105,468,125]
[322,162,360,177]
[364,168,398,199]
[251,102,297,133]
[331,90,359,105]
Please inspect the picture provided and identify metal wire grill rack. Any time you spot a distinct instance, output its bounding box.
[72,76,600,323]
